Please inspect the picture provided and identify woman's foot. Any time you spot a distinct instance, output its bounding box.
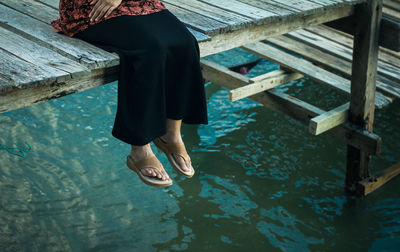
[159,131,193,173]
[130,144,170,181]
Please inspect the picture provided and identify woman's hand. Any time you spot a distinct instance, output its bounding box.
[89,0,122,22]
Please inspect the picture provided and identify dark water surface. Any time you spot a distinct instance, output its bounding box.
[1,48,399,251]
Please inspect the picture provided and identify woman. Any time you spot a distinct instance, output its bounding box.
[51,0,208,187]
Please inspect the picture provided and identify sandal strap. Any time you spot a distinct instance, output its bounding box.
[159,139,190,161]
[134,154,163,172]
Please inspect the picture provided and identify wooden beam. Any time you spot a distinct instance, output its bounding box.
[324,13,400,52]
[0,66,118,113]
[198,4,355,57]
[229,70,304,101]
[309,103,349,135]
[200,58,381,154]
[357,162,400,195]
[346,0,383,194]
[264,33,400,99]
[240,41,391,108]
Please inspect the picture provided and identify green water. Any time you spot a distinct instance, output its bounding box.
[1,48,399,251]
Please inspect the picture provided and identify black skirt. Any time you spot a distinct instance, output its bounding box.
[73,9,208,146]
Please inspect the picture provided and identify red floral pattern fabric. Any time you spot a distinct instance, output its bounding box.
[51,0,167,37]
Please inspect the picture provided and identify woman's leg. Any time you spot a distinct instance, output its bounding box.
[73,10,207,176]
[159,118,192,172]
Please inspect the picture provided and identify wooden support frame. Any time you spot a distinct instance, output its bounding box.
[229,70,304,101]
[0,66,118,113]
[309,103,349,135]
[200,58,382,155]
[240,41,391,108]
[357,162,400,195]
[346,0,383,193]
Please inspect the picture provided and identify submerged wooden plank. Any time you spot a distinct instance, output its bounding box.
[241,41,391,107]
[357,162,400,195]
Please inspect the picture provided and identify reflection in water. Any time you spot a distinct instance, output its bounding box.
[0,48,399,251]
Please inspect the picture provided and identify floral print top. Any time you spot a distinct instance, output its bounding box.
[51,0,167,37]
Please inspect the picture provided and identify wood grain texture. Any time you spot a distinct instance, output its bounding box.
[200,57,382,154]
[357,161,400,195]
[265,35,400,99]
[309,102,349,135]
[241,41,391,108]
[346,0,383,193]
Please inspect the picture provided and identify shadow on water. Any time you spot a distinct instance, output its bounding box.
[0,47,399,251]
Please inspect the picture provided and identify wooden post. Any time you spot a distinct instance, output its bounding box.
[346,0,383,194]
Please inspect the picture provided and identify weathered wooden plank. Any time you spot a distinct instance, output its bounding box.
[346,0,383,193]
[309,102,349,135]
[240,41,391,107]
[0,48,58,92]
[163,0,253,31]
[258,89,381,155]
[229,70,304,101]
[33,0,58,9]
[0,66,118,113]
[1,0,59,24]
[200,58,382,154]
[287,29,400,83]
[357,161,400,195]
[2,0,211,42]
[198,4,355,56]
[161,2,228,36]
[305,25,400,68]
[197,0,278,23]
[0,4,119,69]
[324,10,400,51]
[0,26,89,79]
[235,0,296,16]
[186,27,212,42]
[264,35,400,99]
[270,0,324,12]
[383,0,400,10]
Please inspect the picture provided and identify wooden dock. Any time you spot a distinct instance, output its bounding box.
[1,0,400,196]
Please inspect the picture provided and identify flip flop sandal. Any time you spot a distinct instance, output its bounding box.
[153,137,195,178]
[126,154,173,187]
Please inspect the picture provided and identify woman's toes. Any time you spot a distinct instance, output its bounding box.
[163,171,170,180]
[175,155,189,171]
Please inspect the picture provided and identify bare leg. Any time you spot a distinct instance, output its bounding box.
[130,144,170,181]
[159,118,193,172]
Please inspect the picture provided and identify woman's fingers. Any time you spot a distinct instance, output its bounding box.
[91,4,109,21]
[104,7,114,18]
[89,0,121,21]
